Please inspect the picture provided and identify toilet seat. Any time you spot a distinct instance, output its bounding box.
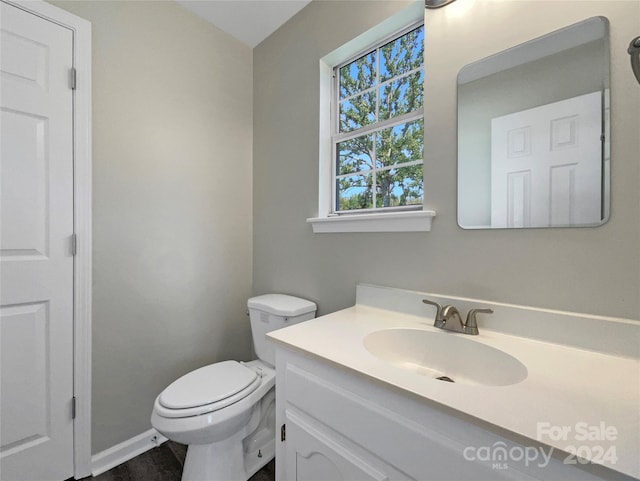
[156,360,261,418]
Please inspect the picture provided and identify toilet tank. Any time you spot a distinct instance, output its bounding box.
[247,294,316,367]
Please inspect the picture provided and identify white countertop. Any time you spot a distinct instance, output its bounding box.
[268,303,640,479]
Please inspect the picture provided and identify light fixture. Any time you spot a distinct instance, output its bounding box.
[629,36,640,85]
[425,0,457,8]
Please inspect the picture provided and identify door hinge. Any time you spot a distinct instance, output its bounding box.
[72,396,77,419]
[71,233,77,256]
[280,423,286,442]
[70,67,77,90]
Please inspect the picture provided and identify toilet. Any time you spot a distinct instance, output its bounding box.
[151,294,316,481]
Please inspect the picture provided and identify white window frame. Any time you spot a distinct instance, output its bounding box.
[307,0,435,233]
[332,21,425,215]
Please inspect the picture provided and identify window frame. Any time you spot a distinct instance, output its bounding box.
[331,20,425,215]
[307,0,435,233]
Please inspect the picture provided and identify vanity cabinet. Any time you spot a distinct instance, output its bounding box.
[274,346,625,481]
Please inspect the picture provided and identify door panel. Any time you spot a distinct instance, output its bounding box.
[1,302,49,448]
[1,109,48,257]
[1,2,74,479]
[285,412,388,481]
[491,91,602,228]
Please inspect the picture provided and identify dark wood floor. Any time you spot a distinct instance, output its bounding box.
[89,441,275,481]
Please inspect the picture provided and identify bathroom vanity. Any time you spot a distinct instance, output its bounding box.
[268,285,640,481]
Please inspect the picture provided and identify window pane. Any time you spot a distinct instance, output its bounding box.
[339,52,376,99]
[380,25,424,82]
[379,70,424,121]
[376,119,424,169]
[332,23,424,213]
[337,174,373,211]
[339,91,376,133]
[337,134,374,176]
[376,165,423,208]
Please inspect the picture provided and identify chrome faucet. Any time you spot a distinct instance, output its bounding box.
[422,299,493,335]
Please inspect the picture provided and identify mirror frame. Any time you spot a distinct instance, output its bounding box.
[456,17,610,230]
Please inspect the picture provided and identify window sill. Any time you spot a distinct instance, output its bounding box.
[306,210,436,233]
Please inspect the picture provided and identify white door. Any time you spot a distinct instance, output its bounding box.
[491,91,602,228]
[1,2,75,480]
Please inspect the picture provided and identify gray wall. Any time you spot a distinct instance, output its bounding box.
[253,0,640,320]
[51,0,254,453]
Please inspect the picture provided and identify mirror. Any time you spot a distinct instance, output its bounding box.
[457,17,610,229]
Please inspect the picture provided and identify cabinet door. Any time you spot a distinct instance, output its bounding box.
[285,411,389,481]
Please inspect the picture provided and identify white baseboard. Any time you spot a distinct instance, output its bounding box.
[91,428,168,476]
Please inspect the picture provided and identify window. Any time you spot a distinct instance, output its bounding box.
[308,2,435,233]
[333,23,424,214]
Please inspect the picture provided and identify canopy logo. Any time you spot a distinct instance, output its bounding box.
[462,442,553,470]
[463,422,619,471]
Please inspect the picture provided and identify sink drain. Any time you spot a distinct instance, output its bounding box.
[436,376,455,383]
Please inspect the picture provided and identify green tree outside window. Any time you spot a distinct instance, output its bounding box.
[335,25,424,212]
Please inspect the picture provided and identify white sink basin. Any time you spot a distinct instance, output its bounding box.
[364,328,528,387]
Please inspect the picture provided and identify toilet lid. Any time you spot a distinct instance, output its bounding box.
[159,360,258,410]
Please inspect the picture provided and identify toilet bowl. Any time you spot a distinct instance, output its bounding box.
[151,294,316,481]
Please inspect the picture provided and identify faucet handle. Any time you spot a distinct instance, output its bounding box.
[464,308,493,334]
[422,299,444,321]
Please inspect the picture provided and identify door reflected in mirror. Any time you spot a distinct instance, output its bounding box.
[457,17,610,229]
